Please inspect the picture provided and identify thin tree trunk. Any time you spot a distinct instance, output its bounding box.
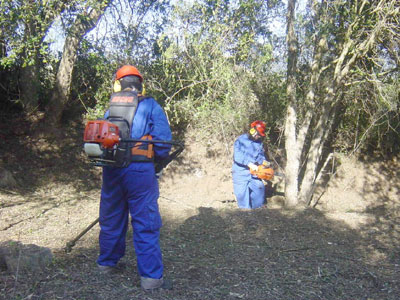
[284,0,299,207]
[19,20,40,112]
[46,2,110,126]
[298,100,332,204]
[296,0,327,154]
[297,36,328,154]
[300,1,381,203]
[282,0,396,207]
[20,63,40,112]
[18,1,70,114]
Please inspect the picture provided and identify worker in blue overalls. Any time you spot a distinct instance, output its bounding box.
[232,121,270,209]
[96,65,172,290]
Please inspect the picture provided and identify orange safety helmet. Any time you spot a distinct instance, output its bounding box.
[115,65,143,82]
[250,120,266,137]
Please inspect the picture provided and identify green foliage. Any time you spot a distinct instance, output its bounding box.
[72,41,116,121]
[0,0,70,68]
[92,0,172,63]
[335,75,400,156]
[77,0,172,120]
[294,0,400,157]
[0,0,78,112]
[2,0,396,158]
[332,0,400,156]
[251,73,287,137]
[147,0,281,140]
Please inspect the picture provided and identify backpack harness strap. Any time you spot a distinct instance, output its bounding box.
[131,135,154,160]
[107,91,154,163]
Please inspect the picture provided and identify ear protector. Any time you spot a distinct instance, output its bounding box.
[113,80,122,92]
[112,75,146,95]
[141,83,146,96]
[249,128,257,136]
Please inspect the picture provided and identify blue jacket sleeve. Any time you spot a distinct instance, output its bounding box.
[233,134,266,166]
[149,101,172,159]
[130,97,172,160]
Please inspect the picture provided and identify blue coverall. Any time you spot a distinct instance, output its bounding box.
[232,133,267,209]
[97,96,172,280]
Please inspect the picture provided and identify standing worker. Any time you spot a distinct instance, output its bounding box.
[232,121,271,209]
[97,65,173,290]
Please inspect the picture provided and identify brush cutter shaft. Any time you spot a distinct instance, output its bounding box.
[65,217,100,253]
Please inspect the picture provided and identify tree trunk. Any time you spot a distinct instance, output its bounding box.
[297,35,327,153]
[284,0,299,207]
[298,100,332,204]
[20,63,40,112]
[19,20,40,112]
[16,1,70,114]
[45,2,110,126]
[298,0,382,204]
[281,0,397,208]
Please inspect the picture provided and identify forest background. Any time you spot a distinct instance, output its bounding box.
[0,0,399,299]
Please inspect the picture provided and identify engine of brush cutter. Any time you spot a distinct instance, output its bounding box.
[83,120,127,167]
[83,119,184,169]
[250,165,274,181]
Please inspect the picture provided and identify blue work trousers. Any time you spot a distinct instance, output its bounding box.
[97,162,163,279]
[233,171,265,209]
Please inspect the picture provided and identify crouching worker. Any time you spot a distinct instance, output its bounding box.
[232,121,271,209]
[97,65,172,290]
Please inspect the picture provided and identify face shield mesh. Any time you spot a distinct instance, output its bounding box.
[120,75,142,92]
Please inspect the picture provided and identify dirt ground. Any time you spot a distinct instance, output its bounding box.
[0,118,399,300]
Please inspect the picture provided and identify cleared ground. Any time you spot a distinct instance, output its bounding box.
[1,119,399,300]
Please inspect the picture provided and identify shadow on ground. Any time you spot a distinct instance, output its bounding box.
[1,205,399,300]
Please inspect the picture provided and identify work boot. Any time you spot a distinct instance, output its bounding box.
[97,262,125,274]
[141,277,173,291]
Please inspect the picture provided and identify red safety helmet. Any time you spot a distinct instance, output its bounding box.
[115,65,143,82]
[250,120,266,137]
